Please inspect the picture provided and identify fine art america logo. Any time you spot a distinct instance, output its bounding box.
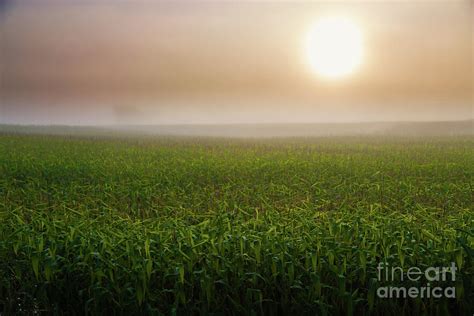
[376,262,457,299]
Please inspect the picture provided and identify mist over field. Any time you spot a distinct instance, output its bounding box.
[0,120,473,138]
[0,1,473,315]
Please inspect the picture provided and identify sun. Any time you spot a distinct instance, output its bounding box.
[305,16,364,79]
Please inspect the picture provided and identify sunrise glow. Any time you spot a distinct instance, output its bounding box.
[306,16,364,79]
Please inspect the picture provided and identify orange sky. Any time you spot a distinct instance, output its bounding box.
[0,0,472,124]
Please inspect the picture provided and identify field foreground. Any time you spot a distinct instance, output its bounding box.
[0,134,473,315]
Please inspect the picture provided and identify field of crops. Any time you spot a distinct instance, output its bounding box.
[0,134,472,315]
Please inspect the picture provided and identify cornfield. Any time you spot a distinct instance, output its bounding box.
[0,134,472,315]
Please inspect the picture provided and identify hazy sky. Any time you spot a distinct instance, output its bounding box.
[0,0,472,124]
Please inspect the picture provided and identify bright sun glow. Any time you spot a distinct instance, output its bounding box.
[306,16,364,79]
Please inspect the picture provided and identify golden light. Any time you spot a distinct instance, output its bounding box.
[306,16,364,79]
